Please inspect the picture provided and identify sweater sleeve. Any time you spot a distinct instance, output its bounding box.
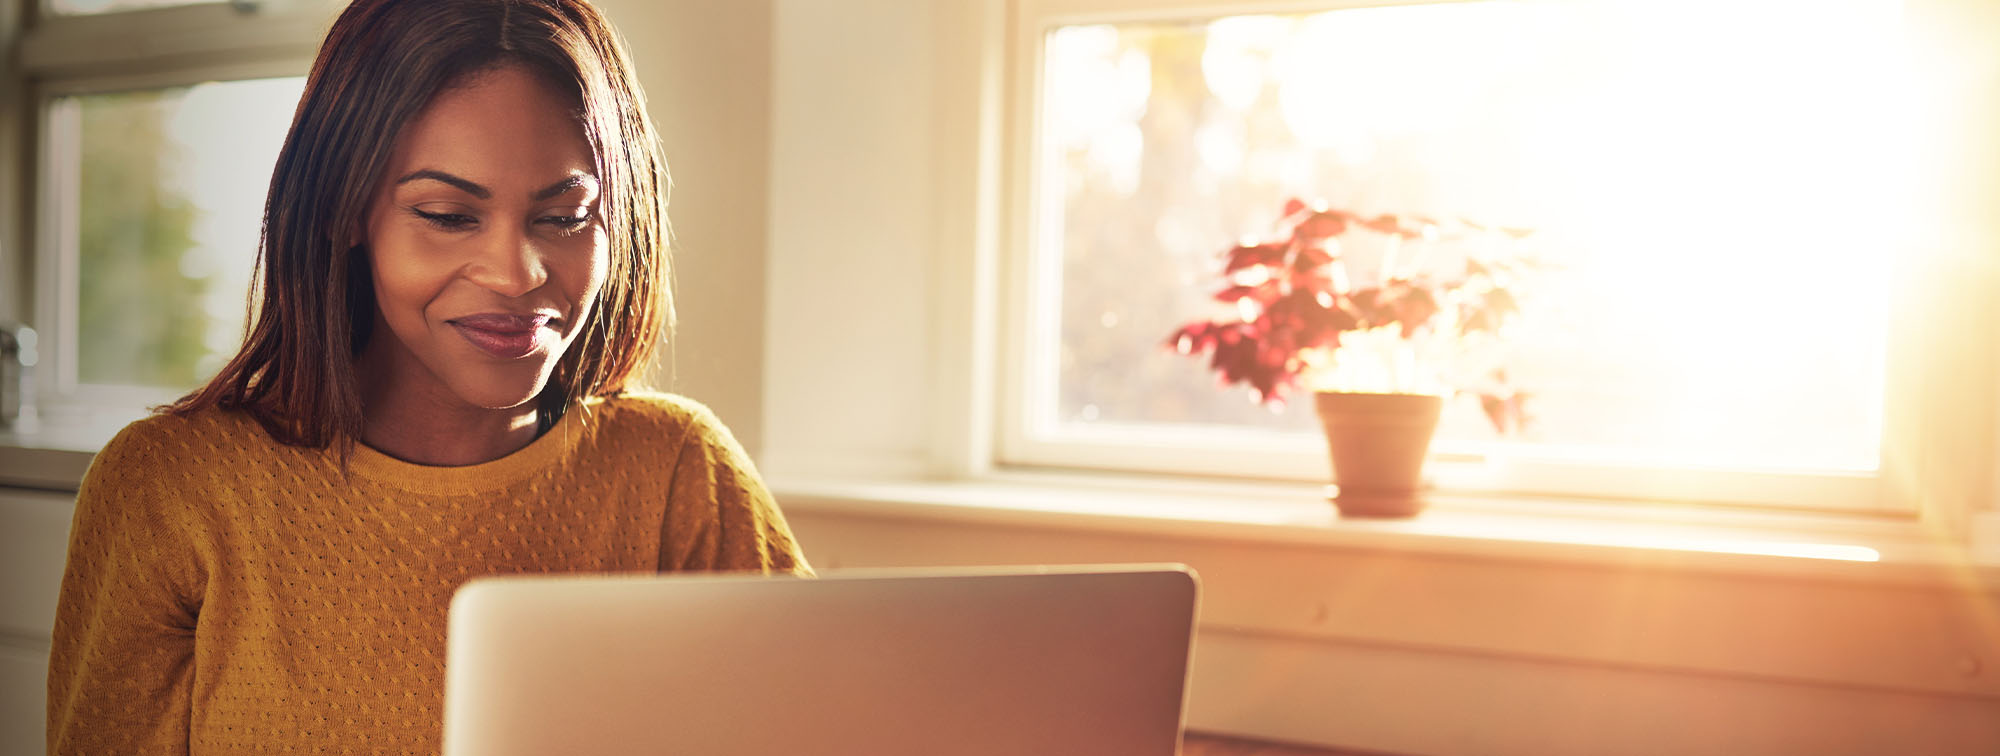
[47,422,206,755]
[659,405,812,577]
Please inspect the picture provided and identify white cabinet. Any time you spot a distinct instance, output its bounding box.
[0,644,47,756]
[1,489,74,756]
[1,490,72,638]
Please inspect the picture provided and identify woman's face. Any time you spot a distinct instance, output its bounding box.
[362,64,607,412]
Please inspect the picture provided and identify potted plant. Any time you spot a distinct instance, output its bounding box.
[1167,198,1536,517]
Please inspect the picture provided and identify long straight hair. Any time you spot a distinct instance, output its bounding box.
[171,0,672,448]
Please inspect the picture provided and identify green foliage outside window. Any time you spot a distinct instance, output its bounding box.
[75,89,213,389]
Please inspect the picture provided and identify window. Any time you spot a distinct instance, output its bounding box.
[12,0,321,409]
[1002,0,1925,509]
[50,78,303,392]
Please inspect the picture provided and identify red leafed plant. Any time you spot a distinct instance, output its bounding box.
[1167,198,1538,434]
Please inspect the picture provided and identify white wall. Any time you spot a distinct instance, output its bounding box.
[596,0,776,456]
[763,0,943,478]
[603,0,954,468]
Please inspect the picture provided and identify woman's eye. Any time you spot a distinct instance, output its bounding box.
[412,208,477,231]
[539,214,593,232]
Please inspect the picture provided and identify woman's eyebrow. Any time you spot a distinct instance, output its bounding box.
[395,169,490,199]
[394,170,595,201]
[533,174,597,201]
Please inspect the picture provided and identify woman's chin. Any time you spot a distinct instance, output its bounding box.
[447,373,553,412]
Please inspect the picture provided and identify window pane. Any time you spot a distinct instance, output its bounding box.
[65,77,304,390]
[50,0,219,14]
[1033,0,1904,474]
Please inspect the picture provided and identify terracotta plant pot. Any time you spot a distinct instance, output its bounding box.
[1312,392,1444,518]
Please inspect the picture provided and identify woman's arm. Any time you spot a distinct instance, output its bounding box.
[47,422,205,754]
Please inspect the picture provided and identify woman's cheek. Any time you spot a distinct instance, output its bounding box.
[372,232,450,326]
[587,237,610,301]
[566,229,611,313]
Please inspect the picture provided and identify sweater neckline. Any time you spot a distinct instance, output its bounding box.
[348,404,588,496]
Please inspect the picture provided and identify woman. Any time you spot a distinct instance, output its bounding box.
[47,0,809,752]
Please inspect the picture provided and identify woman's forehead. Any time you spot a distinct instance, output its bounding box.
[384,65,598,195]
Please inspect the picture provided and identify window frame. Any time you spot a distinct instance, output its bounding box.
[992,0,1973,516]
[38,0,225,16]
[11,0,325,411]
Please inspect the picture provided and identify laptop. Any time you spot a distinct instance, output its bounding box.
[442,564,1200,756]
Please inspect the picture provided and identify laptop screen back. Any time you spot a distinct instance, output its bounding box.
[443,565,1199,756]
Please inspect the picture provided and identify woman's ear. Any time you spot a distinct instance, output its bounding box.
[343,192,377,249]
[347,214,368,250]
[346,246,377,354]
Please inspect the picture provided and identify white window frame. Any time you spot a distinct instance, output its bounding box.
[992,0,1977,517]
[11,0,327,415]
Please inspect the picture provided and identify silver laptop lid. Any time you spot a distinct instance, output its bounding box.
[444,564,1199,756]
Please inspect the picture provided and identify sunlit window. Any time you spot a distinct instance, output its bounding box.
[1023,0,1907,482]
[51,77,304,391]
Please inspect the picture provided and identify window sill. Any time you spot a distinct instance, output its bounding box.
[770,471,2000,589]
[0,405,139,490]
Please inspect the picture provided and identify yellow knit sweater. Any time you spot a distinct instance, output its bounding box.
[47,392,810,755]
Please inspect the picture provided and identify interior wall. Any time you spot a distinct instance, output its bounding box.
[595,0,774,456]
[596,0,949,469]
[762,0,939,478]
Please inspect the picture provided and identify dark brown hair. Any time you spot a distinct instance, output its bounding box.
[170,0,672,448]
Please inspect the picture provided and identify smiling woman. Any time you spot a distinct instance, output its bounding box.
[44,1,812,753]
[357,66,611,465]
[165,0,670,453]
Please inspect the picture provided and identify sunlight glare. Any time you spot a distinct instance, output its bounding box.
[1037,0,1909,472]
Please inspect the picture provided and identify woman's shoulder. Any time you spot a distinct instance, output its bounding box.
[581,390,750,461]
[98,405,270,466]
[588,390,729,436]
[79,405,280,504]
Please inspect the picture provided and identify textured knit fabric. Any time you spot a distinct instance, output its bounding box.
[47,392,810,755]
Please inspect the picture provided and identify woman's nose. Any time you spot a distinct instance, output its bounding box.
[463,224,548,298]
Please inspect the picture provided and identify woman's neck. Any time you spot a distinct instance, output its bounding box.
[362,398,540,467]
[355,341,543,467]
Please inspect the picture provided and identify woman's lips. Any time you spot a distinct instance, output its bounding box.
[448,313,555,360]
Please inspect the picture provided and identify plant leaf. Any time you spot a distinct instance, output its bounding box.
[1359,214,1402,235]
[1394,286,1440,338]
[1293,211,1348,240]
[1292,244,1334,271]
[1224,242,1289,274]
